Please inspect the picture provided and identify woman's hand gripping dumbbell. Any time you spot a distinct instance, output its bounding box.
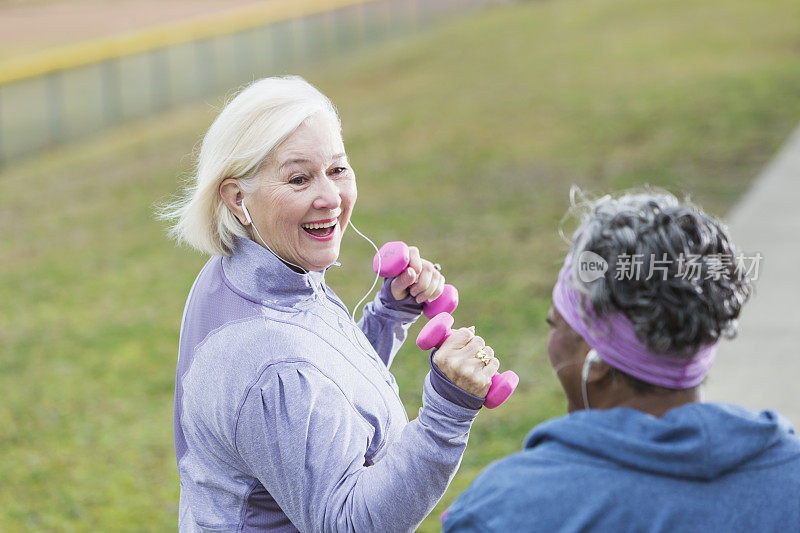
[373,241,459,317]
[417,313,519,408]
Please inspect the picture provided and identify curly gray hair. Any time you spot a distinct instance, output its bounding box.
[564,187,752,359]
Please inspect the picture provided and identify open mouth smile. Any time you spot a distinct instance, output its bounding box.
[301,218,338,241]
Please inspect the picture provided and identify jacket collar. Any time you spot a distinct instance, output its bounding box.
[221,236,327,308]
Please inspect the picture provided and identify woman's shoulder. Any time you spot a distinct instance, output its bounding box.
[181,321,329,436]
[191,316,315,378]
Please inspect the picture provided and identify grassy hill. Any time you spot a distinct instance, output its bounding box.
[1,0,798,529]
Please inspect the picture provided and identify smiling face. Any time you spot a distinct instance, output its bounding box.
[245,112,356,271]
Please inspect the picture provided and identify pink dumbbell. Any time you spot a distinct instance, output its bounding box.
[417,312,519,409]
[373,241,459,318]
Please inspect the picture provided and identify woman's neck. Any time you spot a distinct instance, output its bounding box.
[593,385,701,418]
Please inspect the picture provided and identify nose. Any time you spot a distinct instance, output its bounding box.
[312,176,342,211]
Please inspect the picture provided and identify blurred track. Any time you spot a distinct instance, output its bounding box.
[0,0,278,61]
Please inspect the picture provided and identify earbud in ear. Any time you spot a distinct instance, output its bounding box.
[581,348,601,410]
[241,200,253,224]
[582,349,600,382]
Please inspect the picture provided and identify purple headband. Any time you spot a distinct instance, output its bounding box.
[552,258,717,389]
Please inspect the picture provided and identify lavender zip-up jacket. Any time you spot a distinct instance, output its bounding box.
[175,236,482,532]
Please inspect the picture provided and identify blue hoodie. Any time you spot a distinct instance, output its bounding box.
[444,403,800,532]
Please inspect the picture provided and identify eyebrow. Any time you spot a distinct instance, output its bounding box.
[277,153,348,172]
[278,158,311,172]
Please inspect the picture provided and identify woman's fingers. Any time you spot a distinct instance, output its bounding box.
[430,275,446,303]
[479,346,500,375]
[470,346,499,396]
[434,327,499,398]
[410,264,433,301]
[416,264,445,303]
[389,267,418,300]
[441,327,474,350]
[410,260,445,304]
[463,335,487,355]
[389,245,446,304]
[407,246,423,276]
[483,346,499,370]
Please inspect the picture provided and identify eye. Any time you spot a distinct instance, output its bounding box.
[329,167,347,176]
[289,175,307,186]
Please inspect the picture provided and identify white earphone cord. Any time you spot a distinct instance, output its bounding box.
[241,200,381,322]
[243,201,309,274]
[347,220,381,323]
[582,349,600,410]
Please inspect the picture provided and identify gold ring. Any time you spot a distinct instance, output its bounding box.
[474,348,492,366]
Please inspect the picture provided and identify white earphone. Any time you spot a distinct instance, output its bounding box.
[240,200,253,224]
[240,199,307,274]
[582,349,600,382]
[581,349,601,409]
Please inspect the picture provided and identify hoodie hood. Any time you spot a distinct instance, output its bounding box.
[525,402,797,481]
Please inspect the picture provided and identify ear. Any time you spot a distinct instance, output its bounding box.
[219,178,249,226]
[583,351,612,385]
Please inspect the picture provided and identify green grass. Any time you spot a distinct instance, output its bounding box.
[1,0,799,530]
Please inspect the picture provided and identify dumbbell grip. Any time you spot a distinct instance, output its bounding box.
[417,313,519,409]
[373,241,458,317]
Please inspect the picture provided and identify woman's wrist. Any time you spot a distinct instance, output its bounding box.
[378,277,424,315]
[428,351,485,410]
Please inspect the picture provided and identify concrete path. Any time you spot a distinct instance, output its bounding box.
[705,124,800,429]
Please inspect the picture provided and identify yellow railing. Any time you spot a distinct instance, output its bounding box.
[0,0,373,86]
[0,0,500,164]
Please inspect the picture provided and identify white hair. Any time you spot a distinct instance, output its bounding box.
[159,76,341,256]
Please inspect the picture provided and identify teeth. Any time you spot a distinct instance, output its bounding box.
[302,220,337,230]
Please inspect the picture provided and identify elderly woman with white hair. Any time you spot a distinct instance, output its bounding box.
[444,189,800,532]
[164,76,500,532]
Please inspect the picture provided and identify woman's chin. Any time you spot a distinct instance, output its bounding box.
[301,247,340,272]
[294,228,342,270]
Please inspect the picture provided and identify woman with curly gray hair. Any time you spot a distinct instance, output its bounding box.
[443,189,800,532]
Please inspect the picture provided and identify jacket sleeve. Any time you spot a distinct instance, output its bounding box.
[234,361,480,533]
[357,278,423,368]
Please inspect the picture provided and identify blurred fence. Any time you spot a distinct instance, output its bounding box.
[0,0,508,166]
